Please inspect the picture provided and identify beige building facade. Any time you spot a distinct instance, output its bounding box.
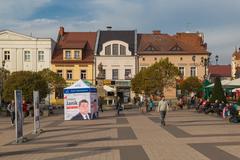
[138,31,210,98]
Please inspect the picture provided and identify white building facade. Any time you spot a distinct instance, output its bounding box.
[0,30,55,72]
[95,30,137,103]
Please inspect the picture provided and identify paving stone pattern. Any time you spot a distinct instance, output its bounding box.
[0,109,240,159]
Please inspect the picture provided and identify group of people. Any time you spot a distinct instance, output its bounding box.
[196,98,240,123]
[136,95,169,126]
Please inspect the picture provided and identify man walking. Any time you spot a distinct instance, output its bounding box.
[7,100,15,126]
[158,96,169,126]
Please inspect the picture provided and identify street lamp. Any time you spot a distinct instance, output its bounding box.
[201,57,209,79]
[0,60,5,107]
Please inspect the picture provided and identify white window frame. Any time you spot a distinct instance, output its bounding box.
[4,51,10,61]
[190,66,196,77]
[125,69,132,80]
[74,50,80,59]
[67,70,72,80]
[100,40,131,56]
[80,70,87,79]
[57,70,63,77]
[38,51,44,62]
[179,66,185,77]
[24,50,31,61]
[65,50,71,59]
[112,69,118,80]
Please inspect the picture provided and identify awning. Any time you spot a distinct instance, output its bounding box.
[232,88,240,92]
[205,80,231,88]
[103,85,116,92]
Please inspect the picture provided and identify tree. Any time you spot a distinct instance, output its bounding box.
[37,69,66,93]
[131,58,179,95]
[179,77,202,96]
[210,76,226,103]
[3,71,49,102]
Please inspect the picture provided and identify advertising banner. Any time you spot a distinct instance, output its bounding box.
[64,80,98,120]
[15,90,23,143]
[33,91,40,134]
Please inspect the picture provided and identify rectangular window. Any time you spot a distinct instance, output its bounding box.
[112,44,118,55]
[80,70,87,79]
[4,51,10,61]
[125,69,132,80]
[65,51,71,59]
[179,67,184,77]
[38,51,44,61]
[190,67,196,77]
[24,51,31,61]
[74,51,80,59]
[105,45,111,55]
[112,69,118,80]
[57,70,62,77]
[120,45,126,55]
[67,70,72,80]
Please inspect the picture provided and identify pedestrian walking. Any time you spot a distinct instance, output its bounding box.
[143,96,149,113]
[7,100,15,126]
[98,96,104,112]
[116,96,122,116]
[158,96,169,126]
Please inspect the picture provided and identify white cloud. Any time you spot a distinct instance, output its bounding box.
[0,0,52,19]
[0,0,240,64]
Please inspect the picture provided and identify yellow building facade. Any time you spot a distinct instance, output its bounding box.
[50,27,96,104]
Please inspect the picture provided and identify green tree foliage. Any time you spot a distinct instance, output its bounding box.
[3,71,49,102]
[131,58,179,95]
[210,76,226,103]
[37,69,66,93]
[179,77,202,95]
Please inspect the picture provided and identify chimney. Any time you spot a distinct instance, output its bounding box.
[59,26,64,36]
[152,30,161,35]
[106,26,112,31]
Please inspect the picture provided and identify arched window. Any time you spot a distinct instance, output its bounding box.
[105,45,111,55]
[120,45,126,55]
[112,44,118,55]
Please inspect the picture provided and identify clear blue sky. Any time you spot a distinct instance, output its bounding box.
[1,0,240,64]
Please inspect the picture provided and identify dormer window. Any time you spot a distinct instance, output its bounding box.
[105,45,111,55]
[120,45,126,55]
[74,51,80,59]
[112,44,118,55]
[65,51,71,59]
[101,40,130,56]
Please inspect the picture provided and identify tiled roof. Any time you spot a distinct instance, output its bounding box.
[96,30,136,55]
[137,32,209,55]
[52,29,97,64]
[208,65,231,77]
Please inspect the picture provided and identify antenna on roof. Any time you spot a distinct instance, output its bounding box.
[106,26,112,31]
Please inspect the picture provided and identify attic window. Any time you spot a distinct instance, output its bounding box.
[145,45,157,51]
[170,44,183,51]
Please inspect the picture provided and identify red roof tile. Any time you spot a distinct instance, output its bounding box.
[52,28,97,64]
[137,32,209,55]
[208,65,231,77]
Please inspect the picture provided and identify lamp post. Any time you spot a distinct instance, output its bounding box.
[0,60,5,107]
[201,57,209,79]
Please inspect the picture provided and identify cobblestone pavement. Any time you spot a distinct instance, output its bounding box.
[0,108,240,160]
